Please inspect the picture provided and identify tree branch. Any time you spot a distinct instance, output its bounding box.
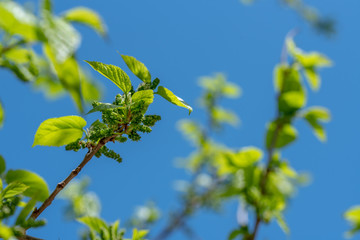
[28,135,116,221]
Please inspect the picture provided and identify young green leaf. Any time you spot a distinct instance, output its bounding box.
[5,170,49,202]
[0,2,38,41]
[266,123,297,149]
[78,216,108,234]
[302,107,331,141]
[33,116,86,147]
[156,86,192,114]
[132,90,154,105]
[0,155,5,174]
[131,228,148,240]
[62,7,107,36]
[2,182,29,199]
[85,61,132,93]
[87,103,125,115]
[304,67,320,91]
[0,100,4,128]
[121,55,152,83]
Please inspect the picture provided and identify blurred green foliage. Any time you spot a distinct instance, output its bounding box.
[0,0,107,115]
[240,0,335,36]
[0,155,49,240]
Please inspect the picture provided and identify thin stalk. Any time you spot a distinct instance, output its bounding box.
[28,134,117,221]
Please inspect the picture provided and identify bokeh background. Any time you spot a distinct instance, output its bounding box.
[1,0,360,239]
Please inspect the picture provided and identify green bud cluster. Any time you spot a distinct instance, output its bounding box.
[66,91,162,163]
[95,145,122,163]
[0,196,20,219]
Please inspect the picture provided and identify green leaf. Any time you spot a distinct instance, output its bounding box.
[0,101,4,128]
[156,86,192,114]
[0,2,39,41]
[0,155,5,174]
[275,213,290,234]
[121,55,151,83]
[131,228,148,240]
[78,216,108,234]
[41,11,80,63]
[6,170,49,201]
[3,48,33,64]
[85,61,132,93]
[266,122,297,149]
[296,52,332,68]
[0,224,13,240]
[279,91,306,111]
[87,103,125,115]
[304,67,320,91]
[211,107,239,126]
[2,182,29,199]
[132,90,154,105]
[63,7,107,36]
[41,0,52,12]
[33,116,86,147]
[302,107,331,142]
[345,206,360,224]
[233,147,263,167]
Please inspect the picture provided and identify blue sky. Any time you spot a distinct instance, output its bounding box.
[1,0,360,239]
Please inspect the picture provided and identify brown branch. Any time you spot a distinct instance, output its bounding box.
[17,235,44,240]
[28,135,116,221]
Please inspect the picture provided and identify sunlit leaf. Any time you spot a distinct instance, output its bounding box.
[302,107,331,142]
[63,7,107,36]
[121,55,151,83]
[131,228,148,240]
[304,67,320,91]
[3,48,32,64]
[6,170,49,201]
[78,216,108,234]
[132,90,154,105]
[0,155,5,174]
[2,182,29,199]
[0,224,13,240]
[41,11,80,63]
[87,103,124,115]
[266,122,297,149]
[156,86,192,114]
[345,206,360,224]
[85,61,132,93]
[33,116,86,147]
[0,2,39,41]
[233,147,263,167]
[211,107,239,126]
[0,101,4,128]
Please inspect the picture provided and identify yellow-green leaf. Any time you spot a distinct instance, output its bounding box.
[121,55,151,83]
[132,90,154,105]
[33,116,86,147]
[304,67,320,91]
[6,170,49,202]
[0,2,38,41]
[0,101,4,128]
[63,7,107,36]
[2,182,29,199]
[156,86,192,114]
[266,123,297,149]
[85,61,132,93]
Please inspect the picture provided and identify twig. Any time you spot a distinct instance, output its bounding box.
[28,135,116,221]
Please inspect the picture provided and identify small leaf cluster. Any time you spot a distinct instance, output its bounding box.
[60,177,101,220]
[0,155,49,240]
[0,0,107,113]
[78,216,148,240]
[63,54,190,163]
